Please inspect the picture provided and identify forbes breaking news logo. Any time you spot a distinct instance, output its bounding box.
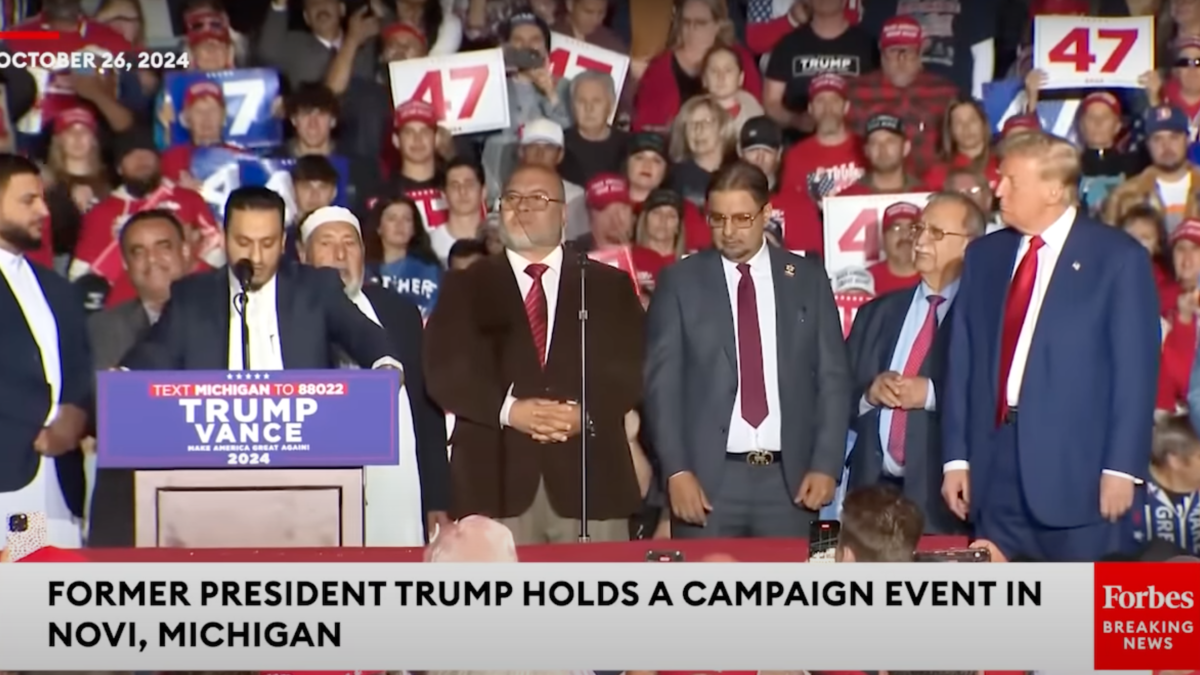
[1093,563,1200,670]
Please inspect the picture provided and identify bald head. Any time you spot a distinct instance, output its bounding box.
[507,163,565,201]
[423,516,518,563]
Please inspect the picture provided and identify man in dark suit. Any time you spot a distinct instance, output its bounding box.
[644,160,851,539]
[297,205,450,544]
[91,188,399,547]
[943,132,1161,562]
[425,163,644,545]
[0,154,91,549]
[87,210,191,370]
[846,193,984,535]
[120,186,398,372]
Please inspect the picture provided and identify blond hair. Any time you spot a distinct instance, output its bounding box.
[424,515,518,562]
[668,95,735,163]
[668,0,736,50]
[998,131,1081,204]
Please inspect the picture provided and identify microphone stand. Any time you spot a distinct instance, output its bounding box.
[577,246,590,543]
[234,288,251,370]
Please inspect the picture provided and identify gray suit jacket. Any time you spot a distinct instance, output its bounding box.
[644,247,852,501]
[87,300,150,371]
[256,8,376,88]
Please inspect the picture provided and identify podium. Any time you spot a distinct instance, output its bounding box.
[95,369,402,548]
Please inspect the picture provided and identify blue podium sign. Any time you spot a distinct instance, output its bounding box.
[96,370,401,469]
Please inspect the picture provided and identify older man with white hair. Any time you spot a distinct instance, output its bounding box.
[297,206,450,546]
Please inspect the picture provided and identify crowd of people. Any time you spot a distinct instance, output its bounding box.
[0,0,1199,568]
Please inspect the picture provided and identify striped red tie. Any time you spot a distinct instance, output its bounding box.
[524,263,549,367]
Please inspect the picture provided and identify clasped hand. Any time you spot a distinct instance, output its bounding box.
[867,371,928,410]
[510,398,581,443]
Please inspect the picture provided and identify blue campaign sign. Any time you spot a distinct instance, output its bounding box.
[95,370,402,469]
[982,77,1080,143]
[191,145,253,223]
[191,149,351,224]
[163,68,282,149]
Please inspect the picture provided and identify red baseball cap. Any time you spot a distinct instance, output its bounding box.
[185,10,231,46]
[394,98,438,129]
[1030,0,1089,15]
[1002,113,1041,134]
[183,80,224,108]
[880,16,922,51]
[1081,91,1121,117]
[586,173,630,211]
[882,202,921,229]
[381,22,428,50]
[54,106,97,134]
[1171,218,1200,247]
[808,73,848,99]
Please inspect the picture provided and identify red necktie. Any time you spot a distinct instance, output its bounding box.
[736,263,768,427]
[524,263,549,367]
[996,236,1045,426]
[887,294,944,465]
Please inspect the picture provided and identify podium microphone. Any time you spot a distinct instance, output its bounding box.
[232,259,254,371]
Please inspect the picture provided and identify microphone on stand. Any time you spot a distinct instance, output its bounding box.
[232,259,254,371]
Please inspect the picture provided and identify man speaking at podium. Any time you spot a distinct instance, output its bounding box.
[90,187,401,547]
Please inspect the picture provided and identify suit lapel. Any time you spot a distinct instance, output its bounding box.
[546,256,580,374]
[878,288,915,372]
[490,256,543,373]
[209,270,233,368]
[989,231,1024,392]
[1027,216,1089,361]
[768,247,797,372]
[275,266,300,368]
[703,250,737,372]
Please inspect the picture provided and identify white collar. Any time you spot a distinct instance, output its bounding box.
[505,246,564,276]
[229,271,278,298]
[720,238,770,271]
[1029,206,1076,251]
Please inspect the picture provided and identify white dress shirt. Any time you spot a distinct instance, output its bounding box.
[722,241,782,453]
[944,207,1133,481]
[499,246,564,426]
[226,273,284,371]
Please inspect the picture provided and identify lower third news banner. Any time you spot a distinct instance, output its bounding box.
[0,563,1196,670]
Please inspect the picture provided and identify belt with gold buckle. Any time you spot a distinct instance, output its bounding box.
[727,450,780,466]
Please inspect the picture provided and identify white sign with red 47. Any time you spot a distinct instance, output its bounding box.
[388,48,510,136]
[821,191,930,278]
[1033,15,1153,90]
[549,33,629,123]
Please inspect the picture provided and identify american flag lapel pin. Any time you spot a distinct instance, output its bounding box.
[784,263,795,277]
[1072,261,1081,271]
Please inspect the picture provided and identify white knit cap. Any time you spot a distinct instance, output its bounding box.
[299,206,361,244]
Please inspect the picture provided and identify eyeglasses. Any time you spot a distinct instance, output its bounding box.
[499,193,564,211]
[1176,58,1200,68]
[910,222,970,241]
[707,204,766,229]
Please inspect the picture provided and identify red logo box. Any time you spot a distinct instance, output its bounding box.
[1094,563,1200,670]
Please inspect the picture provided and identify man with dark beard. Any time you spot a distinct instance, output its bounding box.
[0,154,92,550]
[69,130,221,310]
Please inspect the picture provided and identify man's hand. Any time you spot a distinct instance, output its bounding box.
[1100,473,1135,522]
[177,171,203,192]
[1139,69,1163,105]
[668,471,711,525]
[0,547,9,563]
[794,472,835,510]
[529,401,581,442]
[895,376,930,410]
[529,67,557,100]
[346,5,381,46]
[67,71,115,102]
[788,0,809,24]
[509,398,574,441]
[866,371,903,408]
[942,469,970,520]
[969,539,1008,563]
[426,511,452,542]
[35,405,87,457]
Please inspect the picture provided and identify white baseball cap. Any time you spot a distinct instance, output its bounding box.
[520,118,564,147]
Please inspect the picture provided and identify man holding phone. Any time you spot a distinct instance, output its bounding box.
[482,11,574,206]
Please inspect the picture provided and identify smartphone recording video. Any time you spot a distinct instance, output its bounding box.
[914,548,991,563]
[646,550,684,562]
[5,512,48,562]
[808,520,840,563]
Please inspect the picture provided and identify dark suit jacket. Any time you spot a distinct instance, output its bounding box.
[120,264,394,370]
[943,215,1160,528]
[87,300,150,370]
[0,260,91,517]
[255,7,376,88]
[89,264,395,547]
[644,247,852,503]
[845,285,965,535]
[423,252,645,521]
[361,284,450,514]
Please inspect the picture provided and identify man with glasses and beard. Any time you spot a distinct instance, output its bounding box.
[0,154,92,550]
[69,131,221,310]
[425,163,645,545]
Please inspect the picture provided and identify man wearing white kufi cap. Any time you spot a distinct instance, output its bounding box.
[298,206,450,545]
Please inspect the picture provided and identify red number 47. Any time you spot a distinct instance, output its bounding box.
[410,65,490,120]
[1047,27,1139,74]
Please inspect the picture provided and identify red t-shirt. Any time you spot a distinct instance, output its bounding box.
[630,245,673,294]
[7,17,134,136]
[922,153,1000,192]
[1158,313,1196,413]
[867,260,919,296]
[72,181,222,306]
[1156,261,1180,318]
[778,136,866,255]
[838,176,926,198]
